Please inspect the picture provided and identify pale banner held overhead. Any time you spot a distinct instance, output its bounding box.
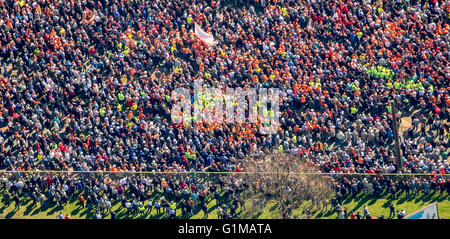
[194,23,217,46]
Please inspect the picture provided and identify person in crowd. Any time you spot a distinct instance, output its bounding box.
[0,0,448,219]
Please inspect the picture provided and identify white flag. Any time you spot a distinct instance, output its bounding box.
[194,23,217,46]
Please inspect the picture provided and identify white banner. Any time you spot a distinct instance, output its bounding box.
[194,23,216,46]
[405,203,439,219]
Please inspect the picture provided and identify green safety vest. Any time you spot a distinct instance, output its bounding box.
[118,93,125,101]
[99,109,105,117]
[278,146,284,153]
[357,32,362,39]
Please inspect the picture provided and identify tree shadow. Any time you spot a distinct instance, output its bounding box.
[436,194,448,202]
[23,203,36,216]
[178,212,191,219]
[191,206,203,217]
[269,203,278,212]
[71,207,82,216]
[5,208,19,219]
[315,211,324,218]
[151,212,164,219]
[349,194,372,213]
[379,190,391,199]
[117,206,127,214]
[406,194,420,202]
[322,209,335,217]
[0,205,9,214]
[354,192,366,201]
[80,208,92,217]
[413,194,427,204]
[77,208,97,219]
[47,204,64,216]
[117,210,131,219]
[20,198,32,206]
[69,196,78,204]
[135,213,148,219]
[30,202,52,216]
[419,193,434,203]
[343,196,354,204]
[396,196,409,205]
[367,197,379,206]
[382,198,394,208]
[251,211,262,219]
[207,204,219,213]
[30,208,42,216]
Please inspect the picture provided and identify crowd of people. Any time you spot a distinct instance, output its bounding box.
[2,171,450,219]
[328,174,450,218]
[0,172,249,219]
[0,0,448,218]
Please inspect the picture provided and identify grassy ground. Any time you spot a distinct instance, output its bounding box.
[0,187,448,219]
[240,190,450,219]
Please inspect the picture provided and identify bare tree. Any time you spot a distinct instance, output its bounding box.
[238,153,333,218]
